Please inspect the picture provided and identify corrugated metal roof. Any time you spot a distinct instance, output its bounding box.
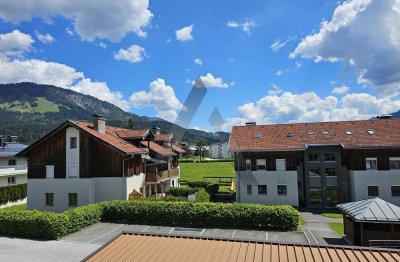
[83,232,400,262]
[0,142,28,157]
[337,197,400,223]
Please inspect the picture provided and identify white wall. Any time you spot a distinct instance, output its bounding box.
[65,127,80,178]
[236,170,299,206]
[0,173,27,187]
[349,170,400,206]
[0,157,27,167]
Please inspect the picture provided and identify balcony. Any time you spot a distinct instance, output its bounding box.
[0,165,27,176]
[146,167,179,183]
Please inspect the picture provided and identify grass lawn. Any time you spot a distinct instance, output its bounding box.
[180,161,234,182]
[321,213,342,219]
[329,222,344,236]
[0,204,27,211]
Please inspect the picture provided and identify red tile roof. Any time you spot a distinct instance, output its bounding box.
[72,121,145,155]
[140,141,176,157]
[114,129,150,139]
[171,144,186,154]
[153,133,173,142]
[229,119,400,152]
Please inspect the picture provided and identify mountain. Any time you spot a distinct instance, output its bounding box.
[0,83,230,145]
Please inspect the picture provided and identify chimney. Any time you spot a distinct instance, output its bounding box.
[245,122,257,126]
[9,135,18,143]
[0,135,5,147]
[92,114,106,133]
[152,127,161,136]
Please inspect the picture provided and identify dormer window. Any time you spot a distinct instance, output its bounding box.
[345,131,352,135]
[322,131,329,135]
[254,133,261,139]
[287,132,293,137]
[367,129,375,135]
[307,131,314,135]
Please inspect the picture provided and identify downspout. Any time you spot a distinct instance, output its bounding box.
[122,154,135,200]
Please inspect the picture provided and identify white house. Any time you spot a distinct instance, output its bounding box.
[209,142,232,159]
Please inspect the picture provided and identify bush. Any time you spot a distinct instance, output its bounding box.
[136,196,188,202]
[64,204,103,233]
[169,187,198,197]
[0,210,69,239]
[194,188,210,202]
[205,183,219,195]
[187,181,210,188]
[0,184,27,204]
[100,201,300,231]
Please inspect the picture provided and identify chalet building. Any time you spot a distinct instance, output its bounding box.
[229,119,400,207]
[17,115,182,212]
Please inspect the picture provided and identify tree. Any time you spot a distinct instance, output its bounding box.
[195,139,207,162]
[127,118,134,129]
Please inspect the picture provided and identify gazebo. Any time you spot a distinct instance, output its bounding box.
[337,198,400,247]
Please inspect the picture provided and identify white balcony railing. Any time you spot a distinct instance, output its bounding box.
[0,165,27,176]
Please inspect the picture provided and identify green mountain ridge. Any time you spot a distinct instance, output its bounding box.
[0,83,230,145]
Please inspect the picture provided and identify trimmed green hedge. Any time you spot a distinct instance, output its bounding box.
[194,188,210,202]
[0,184,27,204]
[169,187,199,197]
[64,204,103,233]
[100,201,299,231]
[187,181,210,188]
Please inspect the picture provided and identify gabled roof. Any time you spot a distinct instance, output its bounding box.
[114,129,151,140]
[140,141,176,157]
[153,133,173,142]
[229,119,400,152]
[171,144,185,154]
[337,197,400,223]
[18,120,145,157]
[0,142,28,158]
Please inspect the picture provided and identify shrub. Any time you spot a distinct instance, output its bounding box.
[187,181,210,188]
[0,210,69,239]
[194,188,210,202]
[136,196,188,202]
[205,183,219,195]
[100,201,300,231]
[64,204,103,233]
[0,184,27,204]
[169,187,198,197]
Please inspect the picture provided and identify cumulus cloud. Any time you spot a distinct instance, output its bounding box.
[291,0,400,96]
[276,70,283,76]
[194,58,202,65]
[0,30,34,60]
[114,45,146,63]
[129,78,184,120]
[332,85,350,95]
[227,21,256,36]
[0,59,129,110]
[193,73,232,88]
[0,0,153,42]
[35,31,55,44]
[175,25,193,42]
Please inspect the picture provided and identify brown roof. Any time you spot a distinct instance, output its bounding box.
[154,133,173,142]
[171,144,186,154]
[115,129,150,139]
[229,119,400,152]
[84,232,400,262]
[140,141,176,157]
[72,121,145,155]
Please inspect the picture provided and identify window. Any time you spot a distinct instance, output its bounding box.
[276,159,286,171]
[258,185,267,195]
[256,159,266,170]
[68,193,78,206]
[68,166,78,178]
[309,189,323,206]
[247,185,252,195]
[323,131,329,135]
[309,168,321,176]
[287,132,293,137]
[70,137,77,149]
[254,133,262,139]
[8,159,16,166]
[309,153,319,161]
[7,177,16,184]
[345,131,352,135]
[389,158,400,170]
[368,186,379,197]
[325,168,337,176]
[325,153,336,162]
[366,158,377,170]
[245,159,251,171]
[307,131,314,135]
[45,193,54,206]
[277,185,287,195]
[392,186,400,197]
[367,129,375,135]
[46,165,54,178]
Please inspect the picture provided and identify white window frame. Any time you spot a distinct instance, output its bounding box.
[256,159,266,171]
[366,158,378,170]
[276,159,286,171]
[46,165,54,179]
[70,137,77,149]
[245,159,251,171]
[7,176,16,184]
[367,185,379,197]
[389,157,400,170]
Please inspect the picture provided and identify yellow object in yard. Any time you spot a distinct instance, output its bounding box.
[230,178,236,192]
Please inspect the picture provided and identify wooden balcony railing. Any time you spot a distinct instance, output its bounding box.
[146,168,179,183]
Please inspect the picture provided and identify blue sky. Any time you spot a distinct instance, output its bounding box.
[0,0,399,132]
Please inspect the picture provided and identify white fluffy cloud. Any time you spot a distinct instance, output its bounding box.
[291,0,400,96]
[35,31,55,44]
[227,21,256,36]
[114,45,146,63]
[175,25,193,42]
[194,58,202,65]
[0,0,152,42]
[194,73,232,88]
[129,78,184,120]
[332,85,350,95]
[0,30,34,60]
[0,59,129,110]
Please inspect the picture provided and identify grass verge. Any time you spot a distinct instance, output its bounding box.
[321,213,342,219]
[329,222,344,236]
